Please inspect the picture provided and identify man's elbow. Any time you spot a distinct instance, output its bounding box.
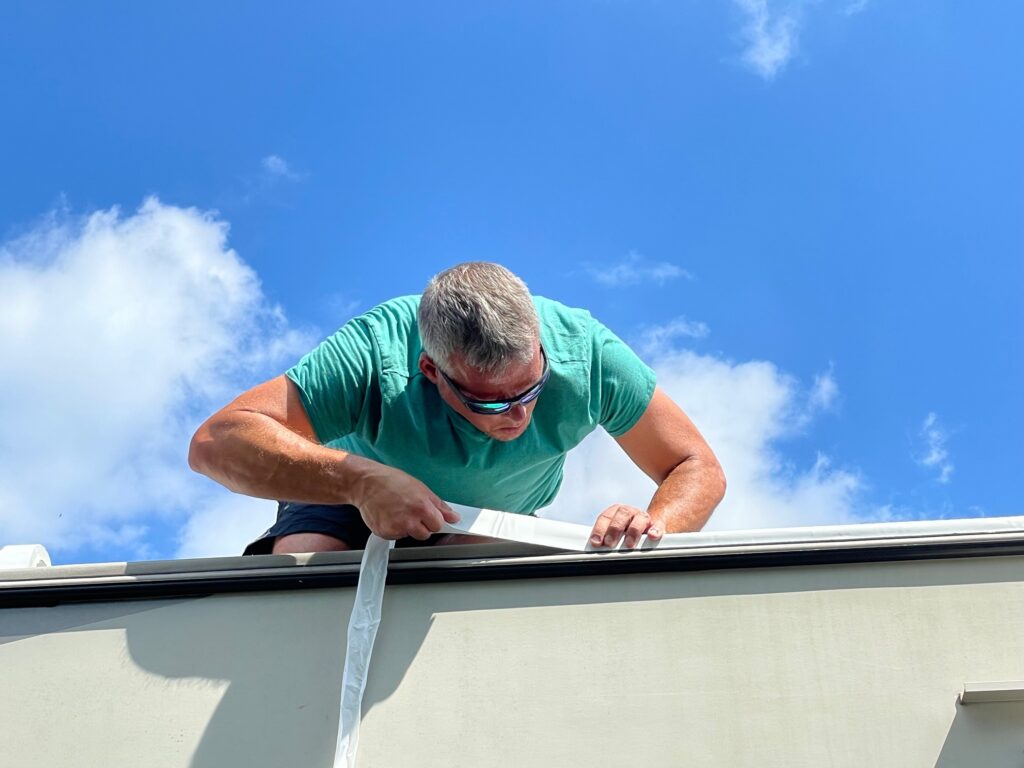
[710,458,727,504]
[187,422,216,476]
[671,452,726,505]
[688,452,726,507]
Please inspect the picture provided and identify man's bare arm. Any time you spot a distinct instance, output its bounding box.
[590,386,726,548]
[189,375,357,502]
[188,375,458,539]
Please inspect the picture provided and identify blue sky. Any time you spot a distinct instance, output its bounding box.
[1,1,1021,564]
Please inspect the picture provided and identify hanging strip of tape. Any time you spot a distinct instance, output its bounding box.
[333,533,396,768]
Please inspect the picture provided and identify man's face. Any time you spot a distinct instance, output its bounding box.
[419,344,545,442]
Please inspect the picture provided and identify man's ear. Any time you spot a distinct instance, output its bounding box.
[419,352,441,384]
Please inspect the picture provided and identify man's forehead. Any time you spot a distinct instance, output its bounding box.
[448,350,541,395]
[449,356,530,382]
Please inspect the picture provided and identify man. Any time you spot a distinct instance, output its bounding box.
[189,262,725,554]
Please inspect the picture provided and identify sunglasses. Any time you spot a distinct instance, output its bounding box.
[439,347,550,415]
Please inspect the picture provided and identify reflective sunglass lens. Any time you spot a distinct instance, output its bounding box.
[469,401,510,414]
[520,388,542,404]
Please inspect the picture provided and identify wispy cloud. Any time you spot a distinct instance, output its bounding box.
[585,251,693,287]
[734,0,803,81]
[732,0,870,80]
[262,154,304,182]
[916,412,954,484]
[635,317,711,358]
[228,154,308,205]
[322,293,362,323]
[808,364,839,412]
[0,198,311,562]
[842,0,869,17]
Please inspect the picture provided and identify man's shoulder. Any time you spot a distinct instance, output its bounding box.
[359,294,421,322]
[348,295,421,341]
[533,295,596,333]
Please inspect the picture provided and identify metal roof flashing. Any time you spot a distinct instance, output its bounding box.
[3,515,1024,608]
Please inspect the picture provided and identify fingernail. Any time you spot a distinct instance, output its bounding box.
[604,536,615,547]
[649,528,660,536]
[591,535,602,545]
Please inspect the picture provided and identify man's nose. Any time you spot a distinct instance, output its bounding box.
[506,403,527,422]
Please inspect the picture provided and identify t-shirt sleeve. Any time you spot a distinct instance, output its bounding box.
[591,318,657,437]
[285,319,377,444]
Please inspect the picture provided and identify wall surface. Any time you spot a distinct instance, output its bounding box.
[2,552,1024,767]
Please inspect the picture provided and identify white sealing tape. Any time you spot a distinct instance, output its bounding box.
[442,505,657,550]
[333,533,395,768]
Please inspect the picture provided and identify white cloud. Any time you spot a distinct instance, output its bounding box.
[916,412,954,484]
[731,0,869,80]
[0,199,312,561]
[175,493,279,560]
[808,365,838,413]
[261,154,303,181]
[585,252,693,287]
[634,317,710,358]
[842,0,869,16]
[734,0,802,81]
[322,293,362,322]
[542,349,863,532]
[230,155,307,205]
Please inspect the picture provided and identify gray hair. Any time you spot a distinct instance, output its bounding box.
[418,262,540,373]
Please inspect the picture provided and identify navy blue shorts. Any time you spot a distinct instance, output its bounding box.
[242,501,447,555]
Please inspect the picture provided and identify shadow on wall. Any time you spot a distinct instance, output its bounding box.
[0,584,385,768]
[934,700,1024,767]
[121,588,389,768]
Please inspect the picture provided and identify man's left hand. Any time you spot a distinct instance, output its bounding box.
[589,504,663,549]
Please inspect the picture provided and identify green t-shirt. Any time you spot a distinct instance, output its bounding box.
[286,295,656,513]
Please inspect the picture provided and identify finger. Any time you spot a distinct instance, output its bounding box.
[646,522,663,541]
[376,523,403,540]
[623,512,652,549]
[421,504,446,534]
[361,511,398,540]
[590,507,617,547]
[436,498,460,524]
[407,521,434,541]
[603,505,637,548]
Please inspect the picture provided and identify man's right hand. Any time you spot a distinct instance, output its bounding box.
[352,462,460,540]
